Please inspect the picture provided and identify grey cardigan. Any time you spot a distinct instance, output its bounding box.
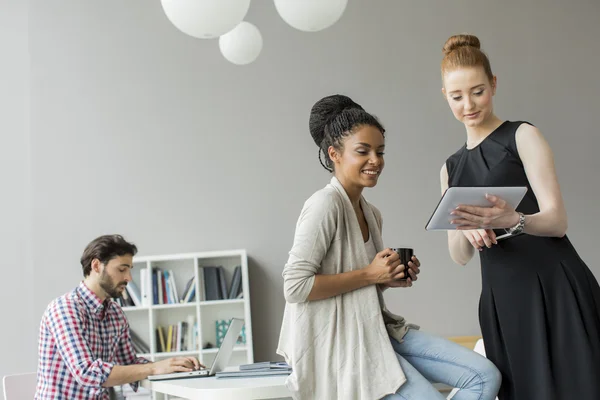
[277,177,418,399]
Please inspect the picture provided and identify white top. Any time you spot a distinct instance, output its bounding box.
[365,233,377,262]
[277,177,418,400]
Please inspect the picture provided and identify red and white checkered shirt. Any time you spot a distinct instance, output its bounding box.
[35,282,149,399]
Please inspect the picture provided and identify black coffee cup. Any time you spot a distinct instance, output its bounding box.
[391,248,413,280]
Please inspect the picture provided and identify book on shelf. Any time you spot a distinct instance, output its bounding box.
[155,317,198,353]
[186,314,195,351]
[202,265,243,301]
[156,326,166,353]
[203,266,220,301]
[151,269,195,305]
[228,266,242,299]
[117,289,135,308]
[218,266,228,299]
[180,276,196,303]
[166,325,173,353]
[176,321,183,352]
[169,269,179,303]
[161,270,167,304]
[125,281,142,307]
[140,268,149,306]
[152,269,159,305]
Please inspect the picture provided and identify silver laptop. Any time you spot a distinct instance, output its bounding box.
[148,318,244,381]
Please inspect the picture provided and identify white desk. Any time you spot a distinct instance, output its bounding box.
[147,375,292,400]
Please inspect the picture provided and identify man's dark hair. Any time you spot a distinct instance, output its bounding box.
[80,234,138,277]
[309,94,385,172]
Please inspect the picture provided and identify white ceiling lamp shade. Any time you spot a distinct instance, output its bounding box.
[219,22,263,65]
[274,0,348,32]
[161,0,251,39]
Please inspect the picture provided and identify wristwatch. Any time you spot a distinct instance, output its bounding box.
[507,212,526,235]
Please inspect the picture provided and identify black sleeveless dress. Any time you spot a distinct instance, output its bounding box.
[446,121,600,400]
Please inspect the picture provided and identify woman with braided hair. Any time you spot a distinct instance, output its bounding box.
[277,94,501,399]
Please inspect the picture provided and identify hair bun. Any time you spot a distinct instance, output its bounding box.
[309,94,363,147]
[442,34,481,56]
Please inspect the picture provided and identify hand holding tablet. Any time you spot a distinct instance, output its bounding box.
[426,186,527,237]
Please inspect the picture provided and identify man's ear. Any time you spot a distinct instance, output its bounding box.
[91,258,102,274]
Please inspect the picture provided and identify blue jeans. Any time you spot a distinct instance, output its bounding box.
[383,330,501,400]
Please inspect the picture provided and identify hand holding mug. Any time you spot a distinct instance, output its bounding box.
[383,248,421,288]
[367,248,405,285]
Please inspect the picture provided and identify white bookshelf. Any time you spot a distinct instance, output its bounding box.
[123,249,254,400]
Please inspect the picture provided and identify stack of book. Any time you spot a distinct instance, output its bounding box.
[114,270,196,307]
[152,269,195,305]
[203,265,243,301]
[215,361,292,379]
[155,315,198,353]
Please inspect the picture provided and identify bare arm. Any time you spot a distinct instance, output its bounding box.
[445,124,567,238]
[103,357,201,388]
[516,124,568,237]
[102,364,153,387]
[442,164,475,265]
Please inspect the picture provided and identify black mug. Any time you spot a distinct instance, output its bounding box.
[391,248,413,280]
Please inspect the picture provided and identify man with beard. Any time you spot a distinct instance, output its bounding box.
[35,234,202,400]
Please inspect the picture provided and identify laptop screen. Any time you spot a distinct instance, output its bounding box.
[209,318,244,375]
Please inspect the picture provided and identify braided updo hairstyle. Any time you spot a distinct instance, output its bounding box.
[309,94,385,172]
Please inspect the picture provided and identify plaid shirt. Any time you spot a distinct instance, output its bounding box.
[35,282,149,399]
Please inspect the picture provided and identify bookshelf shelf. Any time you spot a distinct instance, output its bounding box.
[199,299,245,306]
[152,303,197,310]
[122,306,150,312]
[122,249,254,400]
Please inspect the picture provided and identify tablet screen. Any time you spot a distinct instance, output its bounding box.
[425,186,527,231]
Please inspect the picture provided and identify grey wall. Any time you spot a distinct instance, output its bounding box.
[2,0,599,386]
[0,0,35,394]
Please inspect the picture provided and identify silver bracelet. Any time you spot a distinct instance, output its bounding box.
[507,212,526,235]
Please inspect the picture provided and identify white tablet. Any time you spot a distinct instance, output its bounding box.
[425,186,528,231]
